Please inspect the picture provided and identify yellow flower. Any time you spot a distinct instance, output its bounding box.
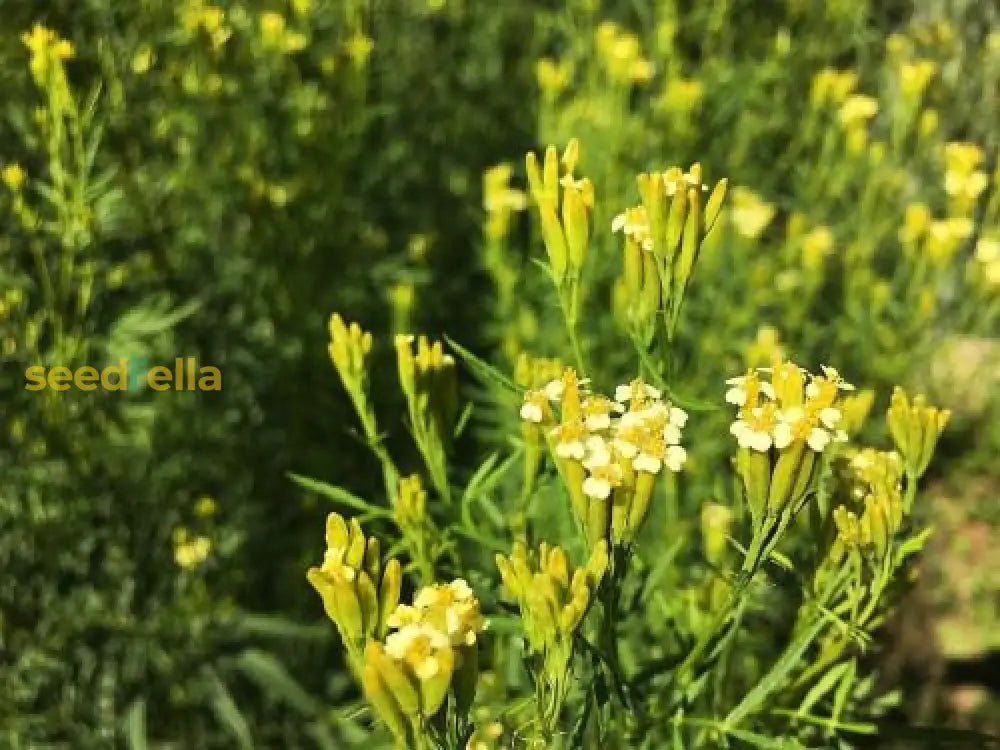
[802,226,834,269]
[838,95,878,128]
[810,68,857,107]
[384,623,452,680]
[386,580,485,653]
[745,325,785,368]
[730,187,775,239]
[728,362,852,454]
[898,59,936,98]
[195,495,218,517]
[899,202,931,244]
[344,33,374,67]
[2,164,26,191]
[611,205,653,250]
[173,528,212,569]
[630,58,655,84]
[658,77,703,113]
[536,58,571,96]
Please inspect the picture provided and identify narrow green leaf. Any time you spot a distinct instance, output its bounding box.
[233,614,328,641]
[444,335,521,393]
[453,401,474,438]
[830,658,856,727]
[122,699,148,750]
[894,526,933,569]
[234,649,317,715]
[288,473,392,519]
[797,661,850,718]
[724,613,826,728]
[204,667,253,750]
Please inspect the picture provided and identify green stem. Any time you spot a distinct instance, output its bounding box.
[558,283,586,374]
[673,573,749,687]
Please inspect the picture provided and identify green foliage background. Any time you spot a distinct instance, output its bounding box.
[0,0,997,748]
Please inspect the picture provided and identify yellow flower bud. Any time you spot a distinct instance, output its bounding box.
[701,503,732,567]
[886,387,950,480]
[361,649,410,741]
[561,182,589,271]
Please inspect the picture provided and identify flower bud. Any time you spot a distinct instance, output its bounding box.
[562,183,590,271]
[704,178,728,234]
[538,197,569,283]
[361,650,409,741]
[378,559,402,638]
[664,183,687,263]
[701,503,732,567]
[671,186,703,310]
[587,495,610,549]
[886,386,950,480]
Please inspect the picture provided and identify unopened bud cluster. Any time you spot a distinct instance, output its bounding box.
[396,334,457,500]
[495,541,608,724]
[829,448,906,563]
[525,138,594,289]
[306,512,402,660]
[886,386,950,483]
[613,163,727,338]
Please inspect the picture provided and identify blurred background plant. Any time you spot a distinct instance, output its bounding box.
[1,0,997,747]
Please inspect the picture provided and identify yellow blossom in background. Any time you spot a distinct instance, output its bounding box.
[730,187,775,239]
[657,77,703,115]
[536,58,572,98]
[943,142,988,207]
[2,163,25,191]
[810,68,857,107]
[802,225,834,270]
[594,21,648,83]
[483,164,527,240]
[838,95,878,128]
[195,495,218,518]
[898,59,936,98]
[975,236,1000,287]
[173,528,212,569]
[21,24,74,88]
[926,218,972,265]
[466,721,505,750]
[259,12,307,53]
[918,109,939,138]
[131,45,154,75]
[745,325,785,368]
[899,202,931,245]
[630,58,655,84]
[344,33,374,67]
[180,1,230,49]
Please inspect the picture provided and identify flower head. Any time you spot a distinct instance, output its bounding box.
[727,361,854,454]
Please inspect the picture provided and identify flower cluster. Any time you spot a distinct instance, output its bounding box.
[521,368,687,546]
[525,139,594,286]
[830,449,906,563]
[727,362,853,454]
[495,541,608,724]
[307,512,402,657]
[594,21,654,84]
[172,527,212,569]
[885,386,950,483]
[387,579,486,649]
[728,361,855,528]
[21,24,74,87]
[362,579,485,743]
[483,163,527,241]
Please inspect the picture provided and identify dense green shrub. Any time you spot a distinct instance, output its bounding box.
[1,1,537,746]
[1,0,997,747]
